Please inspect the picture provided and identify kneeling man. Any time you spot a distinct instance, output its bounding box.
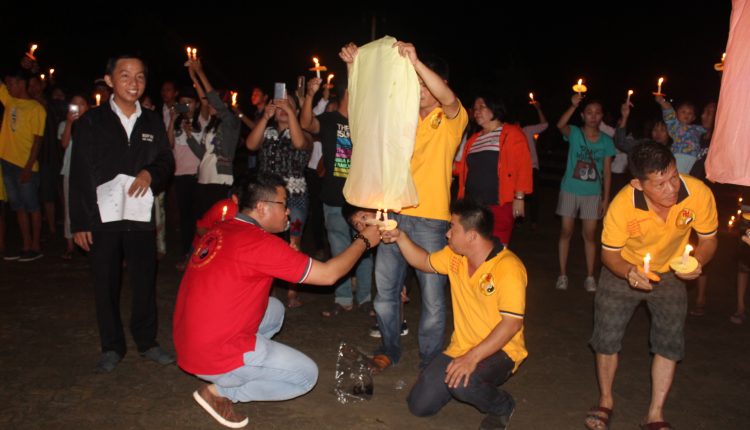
[382,198,527,430]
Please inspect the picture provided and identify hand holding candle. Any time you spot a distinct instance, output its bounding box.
[310,57,327,79]
[26,43,38,60]
[670,243,699,274]
[626,89,634,104]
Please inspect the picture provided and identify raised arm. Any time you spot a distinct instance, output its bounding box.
[276,98,311,151]
[187,61,210,121]
[304,225,382,285]
[300,77,322,134]
[382,228,433,273]
[245,104,275,151]
[393,40,460,118]
[557,93,583,137]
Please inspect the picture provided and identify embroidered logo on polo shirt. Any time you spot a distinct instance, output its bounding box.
[479,273,495,296]
[449,255,461,275]
[190,229,223,268]
[430,112,443,129]
[676,209,695,227]
[141,133,154,142]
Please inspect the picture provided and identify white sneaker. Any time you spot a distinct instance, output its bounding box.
[584,276,597,293]
[555,275,569,290]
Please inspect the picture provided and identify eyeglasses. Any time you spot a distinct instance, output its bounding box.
[261,200,288,209]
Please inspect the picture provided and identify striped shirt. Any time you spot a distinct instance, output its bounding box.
[467,126,503,155]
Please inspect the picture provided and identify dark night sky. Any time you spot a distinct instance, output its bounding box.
[1,4,733,129]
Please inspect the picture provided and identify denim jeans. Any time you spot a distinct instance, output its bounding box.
[407,351,515,417]
[197,297,319,402]
[323,204,373,307]
[374,213,448,367]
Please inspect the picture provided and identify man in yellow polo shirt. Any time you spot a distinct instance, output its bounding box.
[585,142,717,430]
[382,198,526,430]
[371,41,469,372]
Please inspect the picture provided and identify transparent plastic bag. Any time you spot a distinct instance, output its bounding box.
[334,341,374,404]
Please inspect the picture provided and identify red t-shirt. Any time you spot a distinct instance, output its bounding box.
[193,198,239,248]
[173,216,312,375]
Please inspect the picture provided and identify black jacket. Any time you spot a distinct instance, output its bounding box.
[69,102,174,232]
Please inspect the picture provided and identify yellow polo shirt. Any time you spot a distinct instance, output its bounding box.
[0,84,46,172]
[602,175,718,273]
[429,242,528,372]
[401,104,468,221]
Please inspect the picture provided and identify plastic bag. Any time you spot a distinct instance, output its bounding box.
[334,341,374,404]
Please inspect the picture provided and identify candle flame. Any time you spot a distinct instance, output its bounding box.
[30,44,38,54]
[731,215,736,221]
[627,89,634,96]
[49,68,55,75]
[40,74,45,80]
[685,244,694,253]
[222,205,228,215]
[313,57,320,67]
[658,77,664,86]
[738,209,743,215]
[644,253,651,263]
[186,46,191,58]
[577,78,583,86]
[231,92,238,107]
[529,92,534,100]
[327,73,334,84]
[739,197,743,203]
[191,48,197,60]
[722,52,726,61]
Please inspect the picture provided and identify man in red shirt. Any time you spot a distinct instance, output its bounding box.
[173,173,381,428]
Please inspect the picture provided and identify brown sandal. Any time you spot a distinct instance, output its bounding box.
[584,406,612,430]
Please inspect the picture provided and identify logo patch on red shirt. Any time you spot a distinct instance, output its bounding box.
[190,229,223,269]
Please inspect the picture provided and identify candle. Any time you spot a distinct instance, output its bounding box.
[27,43,38,60]
[49,68,55,78]
[95,94,101,106]
[221,205,228,221]
[626,89,634,104]
[722,52,726,62]
[313,57,321,78]
[40,74,45,81]
[529,92,535,103]
[327,73,334,85]
[644,253,651,274]
[681,244,693,266]
[729,219,735,228]
[186,46,192,61]
[572,78,587,94]
[191,48,197,61]
[739,197,743,203]
[231,91,238,107]
[738,209,743,215]
[657,77,664,95]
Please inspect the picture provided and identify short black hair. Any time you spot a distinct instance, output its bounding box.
[475,92,507,123]
[105,54,148,78]
[449,198,494,240]
[675,100,696,113]
[238,174,287,211]
[178,86,198,100]
[421,54,449,81]
[341,203,375,224]
[629,142,676,181]
[581,97,604,113]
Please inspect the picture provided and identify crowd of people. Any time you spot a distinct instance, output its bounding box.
[0,37,745,430]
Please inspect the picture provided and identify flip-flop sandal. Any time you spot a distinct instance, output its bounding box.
[321,303,352,317]
[640,421,673,430]
[584,406,612,430]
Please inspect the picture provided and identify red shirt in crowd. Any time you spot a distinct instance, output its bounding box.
[173,214,311,375]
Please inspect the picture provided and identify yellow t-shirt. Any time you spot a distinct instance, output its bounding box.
[429,243,528,372]
[400,104,468,221]
[602,175,718,273]
[0,84,46,172]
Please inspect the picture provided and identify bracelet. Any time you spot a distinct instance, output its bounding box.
[353,233,371,251]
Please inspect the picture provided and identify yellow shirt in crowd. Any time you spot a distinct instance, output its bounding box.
[0,84,46,172]
[602,175,718,273]
[429,243,528,372]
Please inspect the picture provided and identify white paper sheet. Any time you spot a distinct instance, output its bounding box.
[96,174,153,223]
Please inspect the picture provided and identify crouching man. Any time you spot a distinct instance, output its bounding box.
[381,198,527,430]
[173,173,381,428]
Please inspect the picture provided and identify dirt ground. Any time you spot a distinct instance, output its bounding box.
[1,183,748,430]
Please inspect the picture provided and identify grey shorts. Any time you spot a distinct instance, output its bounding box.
[556,189,601,220]
[590,267,687,361]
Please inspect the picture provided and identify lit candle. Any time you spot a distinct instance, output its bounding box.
[186,46,192,61]
[313,57,321,78]
[657,77,664,95]
[231,91,238,107]
[327,73,334,85]
[95,94,101,106]
[626,89,634,104]
[722,52,726,62]
[572,78,587,94]
[49,68,55,78]
[40,74,45,81]
[27,43,38,60]
[732,215,736,221]
[729,219,735,228]
[739,197,743,204]
[644,253,651,274]
[529,92,535,103]
[191,48,197,61]
[681,244,693,266]
[738,209,743,215]
[221,205,228,221]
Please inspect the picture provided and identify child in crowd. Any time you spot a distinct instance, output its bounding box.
[656,96,706,173]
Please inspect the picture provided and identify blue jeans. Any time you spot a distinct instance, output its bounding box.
[323,204,373,307]
[1,159,40,212]
[197,297,319,402]
[407,351,515,417]
[374,213,448,367]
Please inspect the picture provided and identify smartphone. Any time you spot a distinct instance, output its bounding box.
[69,104,80,115]
[174,103,190,114]
[273,82,287,100]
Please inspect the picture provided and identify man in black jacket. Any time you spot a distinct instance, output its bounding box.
[70,54,175,373]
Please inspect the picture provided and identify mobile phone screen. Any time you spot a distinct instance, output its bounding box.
[273,82,287,100]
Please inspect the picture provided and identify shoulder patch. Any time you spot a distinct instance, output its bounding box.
[190,229,223,269]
